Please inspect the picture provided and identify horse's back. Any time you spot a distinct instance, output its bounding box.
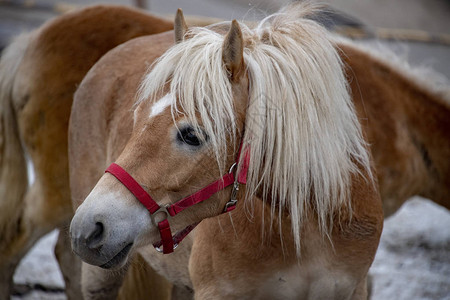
[11,4,173,222]
[339,42,450,215]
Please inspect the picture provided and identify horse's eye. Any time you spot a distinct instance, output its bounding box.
[177,127,207,147]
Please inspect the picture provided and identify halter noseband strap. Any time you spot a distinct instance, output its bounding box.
[105,144,249,254]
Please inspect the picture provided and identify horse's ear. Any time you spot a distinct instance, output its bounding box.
[174,8,188,43]
[222,20,244,81]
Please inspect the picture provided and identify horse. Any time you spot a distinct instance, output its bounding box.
[68,4,387,299]
[0,4,178,298]
[338,40,450,216]
[1,3,449,300]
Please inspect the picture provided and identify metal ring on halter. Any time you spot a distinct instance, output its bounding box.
[150,205,171,227]
[224,199,238,212]
[228,162,237,174]
[154,242,179,253]
[223,182,239,212]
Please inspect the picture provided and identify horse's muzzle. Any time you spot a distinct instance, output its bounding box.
[69,174,152,268]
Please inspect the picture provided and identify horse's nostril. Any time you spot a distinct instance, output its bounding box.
[86,222,104,249]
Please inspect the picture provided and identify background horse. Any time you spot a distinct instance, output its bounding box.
[70,5,383,299]
[1,3,449,300]
[0,4,176,298]
[338,41,450,216]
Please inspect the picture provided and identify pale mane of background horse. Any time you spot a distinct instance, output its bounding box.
[138,3,372,254]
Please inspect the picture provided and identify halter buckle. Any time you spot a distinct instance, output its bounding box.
[224,182,239,212]
[224,199,237,212]
[151,205,171,226]
[154,242,179,253]
[228,162,237,174]
[231,182,239,201]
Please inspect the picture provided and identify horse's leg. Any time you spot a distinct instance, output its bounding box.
[118,253,173,300]
[54,226,82,300]
[18,112,74,297]
[0,32,29,298]
[351,276,369,300]
[171,285,194,300]
[0,263,15,297]
[0,182,53,298]
[366,275,373,300]
[0,35,74,298]
[0,183,30,298]
[81,263,127,300]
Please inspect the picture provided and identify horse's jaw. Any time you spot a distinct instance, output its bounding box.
[69,174,152,269]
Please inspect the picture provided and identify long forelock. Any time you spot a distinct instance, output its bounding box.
[138,2,373,256]
[138,27,237,169]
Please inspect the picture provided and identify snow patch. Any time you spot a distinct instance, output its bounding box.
[370,197,450,300]
[13,230,65,288]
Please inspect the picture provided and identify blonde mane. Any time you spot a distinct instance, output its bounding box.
[138,3,372,254]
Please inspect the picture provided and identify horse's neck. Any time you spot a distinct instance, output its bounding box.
[339,43,450,213]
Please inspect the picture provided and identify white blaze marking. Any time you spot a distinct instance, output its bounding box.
[150,94,173,118]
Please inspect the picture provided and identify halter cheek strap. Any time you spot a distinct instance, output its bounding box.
[105,145,249,254]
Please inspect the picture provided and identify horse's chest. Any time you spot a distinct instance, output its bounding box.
[215,265,357,300]
[138,242,192,288]
[260,266,356,300]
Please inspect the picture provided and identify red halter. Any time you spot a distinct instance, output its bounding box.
[105,144,249,254]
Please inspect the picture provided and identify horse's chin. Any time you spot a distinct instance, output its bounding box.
[71,241,133,270]
[99,243,134,269]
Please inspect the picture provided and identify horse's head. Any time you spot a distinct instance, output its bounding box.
[71,5,372,268]
[70,10,249,269]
